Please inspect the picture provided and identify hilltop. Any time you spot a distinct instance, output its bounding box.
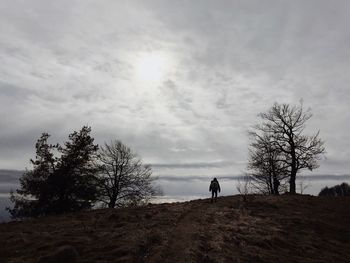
[1,195,349,262]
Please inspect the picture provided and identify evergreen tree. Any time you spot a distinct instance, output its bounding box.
[8,126,99,218]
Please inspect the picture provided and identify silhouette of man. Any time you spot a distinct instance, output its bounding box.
[209,178,221,203]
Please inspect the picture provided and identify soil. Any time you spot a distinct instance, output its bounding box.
[0,195,349,263]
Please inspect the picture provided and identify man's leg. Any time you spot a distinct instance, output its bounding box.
[214,191,218,202]
[211,191,214,203]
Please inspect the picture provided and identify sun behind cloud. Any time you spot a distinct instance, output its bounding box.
[134,52,170,83]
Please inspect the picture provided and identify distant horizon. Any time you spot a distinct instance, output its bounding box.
[1,168,350,178]
[1,176,349,222]
[1,168,349,199]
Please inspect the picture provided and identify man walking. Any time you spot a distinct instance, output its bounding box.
[209,178,221,203]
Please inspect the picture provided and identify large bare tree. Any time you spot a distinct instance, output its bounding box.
[95,140,161,208]
[247,133,289,195]
[252,102,325,194]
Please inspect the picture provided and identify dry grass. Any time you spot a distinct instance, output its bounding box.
[0,195,349,262]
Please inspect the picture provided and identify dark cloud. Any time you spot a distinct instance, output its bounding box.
[157,174,350,182]
[0,170,21,196]
[158,175,243,182]
[151,160,236,169]
[301,174,350,181]
[0,169,23,183]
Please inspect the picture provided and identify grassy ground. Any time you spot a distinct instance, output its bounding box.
[0,195,349,262]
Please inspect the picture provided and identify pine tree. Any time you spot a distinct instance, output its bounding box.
[8,126,99,218]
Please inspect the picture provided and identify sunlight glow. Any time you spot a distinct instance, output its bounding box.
[134,52,169,83]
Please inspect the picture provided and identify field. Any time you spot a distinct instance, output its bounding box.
[1,195,349,262]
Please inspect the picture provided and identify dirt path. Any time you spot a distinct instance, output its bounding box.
[2,196,349,263]
[150,199,226,263]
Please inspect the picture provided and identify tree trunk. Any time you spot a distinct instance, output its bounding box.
[271,162,279,195]
[289,142,297,194]
[290,171,296,194]
[273,175,280,195]
[108,198,116,208]
[268,176,274,194]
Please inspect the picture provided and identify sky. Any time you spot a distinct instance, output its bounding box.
[1,0,350,201]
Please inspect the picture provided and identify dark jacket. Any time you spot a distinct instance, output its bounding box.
[209,180,221,192]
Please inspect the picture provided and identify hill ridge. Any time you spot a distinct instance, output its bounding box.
[1,195,349,262]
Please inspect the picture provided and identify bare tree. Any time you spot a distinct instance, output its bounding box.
[95,140,161,208]
[236,174,252,195]
[247,132,289,195]
[255,102,325,194]
[297,176,310,194]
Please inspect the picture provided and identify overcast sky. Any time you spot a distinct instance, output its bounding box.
[1,0,350,181]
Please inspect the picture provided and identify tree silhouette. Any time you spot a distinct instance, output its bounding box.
[250,102,325,194]
[95,140,161,208]
[7,126,99,218]
[247,133,288,195]
[319,182,350,196]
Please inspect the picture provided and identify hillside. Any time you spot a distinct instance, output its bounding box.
[0,195,349,263]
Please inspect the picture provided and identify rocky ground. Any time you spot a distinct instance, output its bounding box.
[0,195,349,263]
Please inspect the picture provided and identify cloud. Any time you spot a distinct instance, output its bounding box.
[0,170,21,195]
[151,160,236,169]
[301,175,350,181]
[157,174,350,182]
[0,0,349,182]
[0,169,23,183]
[158,175,243,182]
